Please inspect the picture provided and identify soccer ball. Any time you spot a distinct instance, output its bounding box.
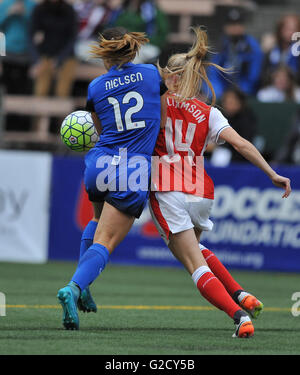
[60,110,99,152]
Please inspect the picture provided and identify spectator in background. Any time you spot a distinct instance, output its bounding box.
[257,65,300,103]
[0,0,35,94]
[208,8,263,99]
[210,88,258,165]
[113,0,169,63]
[273,108,300,165]
[29,0,78,98]
[261,14,300,85]
[73,0,112,62]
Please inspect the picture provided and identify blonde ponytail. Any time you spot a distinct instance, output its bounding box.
[90,27,149,67]
[158,26,228,105]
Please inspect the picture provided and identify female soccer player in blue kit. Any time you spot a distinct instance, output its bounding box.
[57,27,167,330]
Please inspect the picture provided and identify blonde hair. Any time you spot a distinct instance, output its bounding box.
[90,27,149,68]
[158,26,228,105]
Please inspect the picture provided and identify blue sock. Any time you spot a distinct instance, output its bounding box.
[71,243,109,291]
[80,220,98,260]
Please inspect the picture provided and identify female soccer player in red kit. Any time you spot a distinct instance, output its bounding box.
[150,27,291,338]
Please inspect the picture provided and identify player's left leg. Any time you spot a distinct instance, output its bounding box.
[77,202,104,314]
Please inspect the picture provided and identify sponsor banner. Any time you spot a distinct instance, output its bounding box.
[0,150,52,263]
[48,155,300,272]
[200,164,300,271]
[48,156,87,261]
[48,155,179,265]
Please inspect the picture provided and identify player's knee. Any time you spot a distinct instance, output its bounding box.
[93,232,117,254]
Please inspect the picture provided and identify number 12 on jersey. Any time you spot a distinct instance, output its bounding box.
[108,91,146,132]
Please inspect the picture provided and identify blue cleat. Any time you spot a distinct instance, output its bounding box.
[77,287,97,313]
[57,282,80,330]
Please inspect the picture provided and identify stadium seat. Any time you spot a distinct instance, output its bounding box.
[2,96,76,144]
[248,99,299,156]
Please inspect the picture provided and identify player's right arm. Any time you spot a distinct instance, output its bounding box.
[86,82,102,135]
[219,126,291,198]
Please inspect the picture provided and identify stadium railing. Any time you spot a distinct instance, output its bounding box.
[2,96,86,145]
[1,62,105,146]
[2,93,299,157]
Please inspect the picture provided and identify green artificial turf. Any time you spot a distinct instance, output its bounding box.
[0,261,299,355]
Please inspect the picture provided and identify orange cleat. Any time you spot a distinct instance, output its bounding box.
[239,294,264,320]
[232,315,255,338]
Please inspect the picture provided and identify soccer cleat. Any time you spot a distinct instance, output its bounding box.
[239,294,264,320]
[77,287,97,313]
[57,283,80,330]
[232,311,254,338]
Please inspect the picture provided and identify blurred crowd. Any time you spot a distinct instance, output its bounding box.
[0,0,169,97]
[0,0,300,163]
[207,8,300,165]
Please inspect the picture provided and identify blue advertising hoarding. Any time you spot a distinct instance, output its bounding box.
[48,155,300,272]
[201,165,300,271]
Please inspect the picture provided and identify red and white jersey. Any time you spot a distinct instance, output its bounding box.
[152,95,230,199]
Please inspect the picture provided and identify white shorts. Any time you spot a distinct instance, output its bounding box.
[149,191,214,244]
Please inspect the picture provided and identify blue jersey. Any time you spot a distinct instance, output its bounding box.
[87,62,162,156]
[84,62,164,218]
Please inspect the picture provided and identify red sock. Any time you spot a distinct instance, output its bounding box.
[201,248,243,297]
[195,269,241,319]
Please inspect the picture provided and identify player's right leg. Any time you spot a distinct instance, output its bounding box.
[57,148,150,330]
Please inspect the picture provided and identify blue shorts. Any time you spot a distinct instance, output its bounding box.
[84,146,151,218]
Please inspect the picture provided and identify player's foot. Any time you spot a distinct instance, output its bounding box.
[239,294,264,320]
[232,310,254,338]
[57,282,80,330]
[77,287,97,313]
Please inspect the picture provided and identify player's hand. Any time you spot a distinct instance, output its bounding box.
[271,174,291,198]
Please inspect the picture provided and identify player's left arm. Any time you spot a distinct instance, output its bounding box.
[219,127,291,198]
[91,112,102,136]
